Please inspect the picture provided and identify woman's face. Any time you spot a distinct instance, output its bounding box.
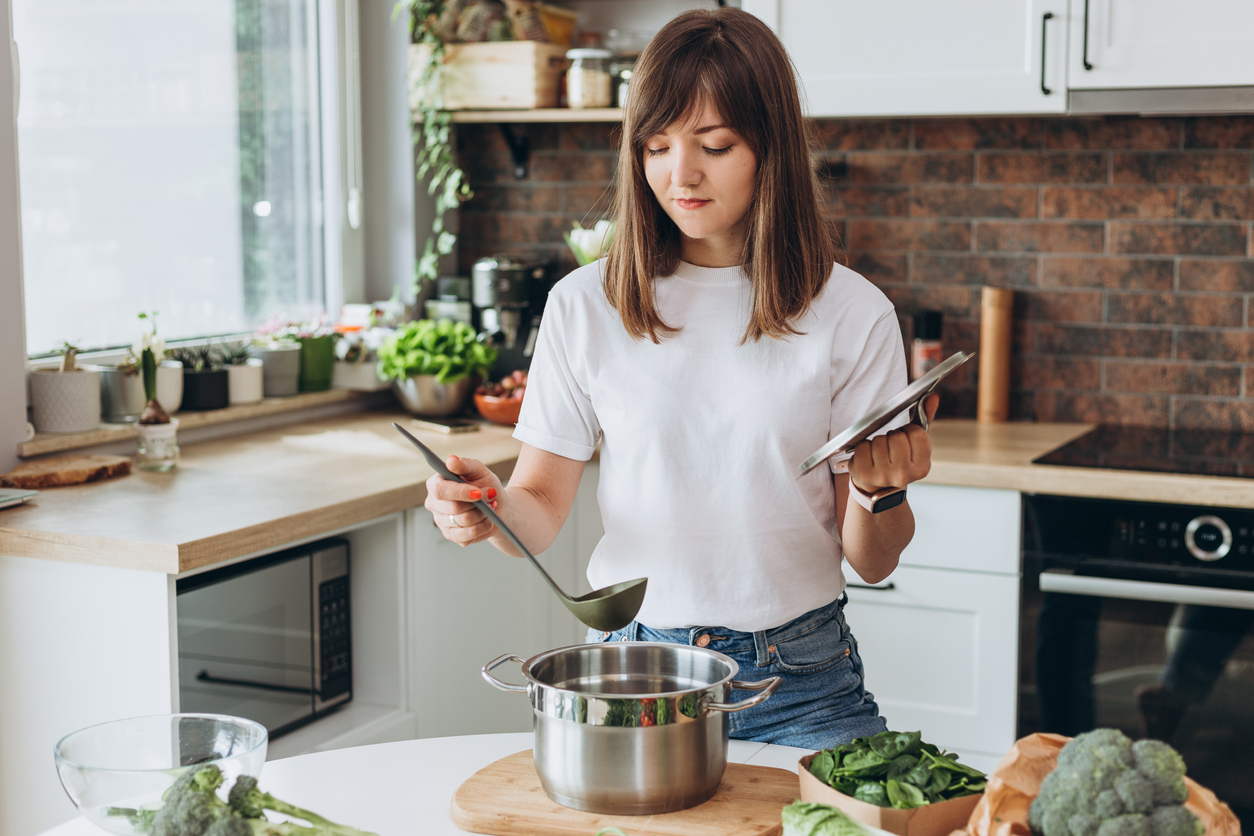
[643,100,757,268]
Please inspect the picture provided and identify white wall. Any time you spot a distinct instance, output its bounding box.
[0,0,26,474]
[360,0,417,305]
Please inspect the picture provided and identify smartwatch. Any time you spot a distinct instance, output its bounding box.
[849,480,907,514]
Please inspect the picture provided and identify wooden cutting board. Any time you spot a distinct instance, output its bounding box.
[451,749,796,836]
[0,455,131,488]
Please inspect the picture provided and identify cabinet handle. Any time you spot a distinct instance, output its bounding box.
[1040,12,1054,95]
[1082,0,1094,70]
[847,582,896,592]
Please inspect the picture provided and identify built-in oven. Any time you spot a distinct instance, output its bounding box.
[176,537,352,738]
[1019,493,1254,828]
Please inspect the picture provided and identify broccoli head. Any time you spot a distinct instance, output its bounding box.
[1027,730,1200,836]
[1096,814,1150,836]
[226,775,379,836]
[1131,740,1188,806]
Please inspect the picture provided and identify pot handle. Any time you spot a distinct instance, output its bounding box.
[481,654,528,693]
[702,676,782,714]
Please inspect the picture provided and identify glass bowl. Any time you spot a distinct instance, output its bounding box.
[54,713,268,835]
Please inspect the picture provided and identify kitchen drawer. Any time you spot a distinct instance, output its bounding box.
[843,564,1019,758]
[899,483,1020,575]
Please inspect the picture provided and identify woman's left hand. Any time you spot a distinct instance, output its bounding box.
[847,393,940,494]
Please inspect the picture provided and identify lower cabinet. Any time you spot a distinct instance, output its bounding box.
[843,483,1021,770]
[407,461,601,738]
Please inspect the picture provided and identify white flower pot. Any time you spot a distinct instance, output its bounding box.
[227,359,265,405]
[332,361,390,392]
[157,360,184,414]
[29,366,102,434]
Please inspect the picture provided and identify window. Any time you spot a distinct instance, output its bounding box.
[15,0,327,356]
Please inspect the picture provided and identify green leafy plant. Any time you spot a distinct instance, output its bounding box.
[377,319,496,384]
[55,340,82,372]
[781,800,870,836]
[808,730,987,809]
[167,345,224,373]
[219,341,254,366]
[398,1,473,294]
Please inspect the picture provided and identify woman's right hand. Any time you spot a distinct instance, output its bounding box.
[424,454,503,546]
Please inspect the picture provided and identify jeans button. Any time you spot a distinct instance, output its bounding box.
[695,634,711,647]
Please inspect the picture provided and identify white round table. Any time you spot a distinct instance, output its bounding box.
[41,732,815,836]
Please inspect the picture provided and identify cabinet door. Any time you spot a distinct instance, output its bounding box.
[742,0,1067,116]
[407,511,554,737]
[1067,0,1254,90]
[843,565,1019,758]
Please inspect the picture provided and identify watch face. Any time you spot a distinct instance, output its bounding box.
[871,489,907,514]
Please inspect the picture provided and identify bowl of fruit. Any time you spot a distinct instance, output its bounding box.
[474,370,527,426]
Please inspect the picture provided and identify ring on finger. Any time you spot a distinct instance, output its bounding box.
[448,513,460,529]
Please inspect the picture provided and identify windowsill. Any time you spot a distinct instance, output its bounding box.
[19,389,384,458]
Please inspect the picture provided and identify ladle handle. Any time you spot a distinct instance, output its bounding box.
[392,423,569,599]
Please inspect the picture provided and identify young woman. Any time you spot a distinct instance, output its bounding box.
[424,7,938,749]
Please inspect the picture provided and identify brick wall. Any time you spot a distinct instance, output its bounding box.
[456,115,1254,429]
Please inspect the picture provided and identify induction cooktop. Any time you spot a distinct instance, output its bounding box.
[1032,424,1254,478]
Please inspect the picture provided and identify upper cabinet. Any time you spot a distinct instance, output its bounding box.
[1068,0,1254,90]
[741,0,1068,117]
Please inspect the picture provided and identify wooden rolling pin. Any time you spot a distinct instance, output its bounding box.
[978,287,1014,422]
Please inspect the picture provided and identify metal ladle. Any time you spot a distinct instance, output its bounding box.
[394,423,647,632]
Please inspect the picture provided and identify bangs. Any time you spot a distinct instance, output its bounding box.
[628,36,765,158]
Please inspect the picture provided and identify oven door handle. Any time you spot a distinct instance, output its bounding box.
[1039,571,1254,610]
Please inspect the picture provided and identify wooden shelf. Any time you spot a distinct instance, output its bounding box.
[19,389,380,458]
[448,108,622,123]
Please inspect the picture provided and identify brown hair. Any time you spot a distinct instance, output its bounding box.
[601,7,836,344]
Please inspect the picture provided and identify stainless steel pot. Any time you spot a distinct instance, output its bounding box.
[482,642,781,815]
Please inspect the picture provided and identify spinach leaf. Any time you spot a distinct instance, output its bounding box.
[837,748,888,775]
[810,750,837,784]
[853,782,889,808]
[868,730,922,761]
[886,779,928,809]
[886,754,919,781]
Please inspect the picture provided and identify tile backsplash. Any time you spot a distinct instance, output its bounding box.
[456,115,1254,430]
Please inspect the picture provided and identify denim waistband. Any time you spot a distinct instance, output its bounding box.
[621,594,848,667]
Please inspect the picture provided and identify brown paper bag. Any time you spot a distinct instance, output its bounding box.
[950,733,1241,836]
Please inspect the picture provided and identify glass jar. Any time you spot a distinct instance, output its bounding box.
[134,418,180,472]
[565,48,614,109]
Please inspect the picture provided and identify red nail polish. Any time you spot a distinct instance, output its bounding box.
[469,489,482,500]
[487,488,498,500]
[490,500,498,509]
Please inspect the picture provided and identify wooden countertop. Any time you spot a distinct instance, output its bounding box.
[4,412,1254,574]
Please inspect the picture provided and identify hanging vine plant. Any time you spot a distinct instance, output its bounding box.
[398,1,473,295]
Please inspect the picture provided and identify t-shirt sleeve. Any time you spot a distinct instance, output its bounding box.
[827,308,910,473]
[512,289,602,461]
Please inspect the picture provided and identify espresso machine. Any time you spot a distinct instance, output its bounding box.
[471,254,551,375]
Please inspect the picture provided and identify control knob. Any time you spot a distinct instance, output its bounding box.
[1185,515,1232,562]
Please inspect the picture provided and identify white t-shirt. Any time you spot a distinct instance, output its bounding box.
[513,260,908,632]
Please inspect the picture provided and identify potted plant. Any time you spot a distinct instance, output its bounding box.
[99,350,145,424]
[331,327,392,392]
[405,1,473,297]
[378,319,496,416]
[220,341,265,405]
[28,341,102,434]
[294,319,337,392]
[248,331,302,397]
[132,312,179,472]
[167,345,229,411]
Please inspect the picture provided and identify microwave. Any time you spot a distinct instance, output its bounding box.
[176,538,352,738]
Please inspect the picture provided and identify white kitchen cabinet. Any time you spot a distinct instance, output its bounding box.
[742,0,1068,117]
[843,484,1021,762]
[407,461,602,737]
[1067,0,1254,92]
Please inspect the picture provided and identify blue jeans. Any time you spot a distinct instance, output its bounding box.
[585,595,887,750]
